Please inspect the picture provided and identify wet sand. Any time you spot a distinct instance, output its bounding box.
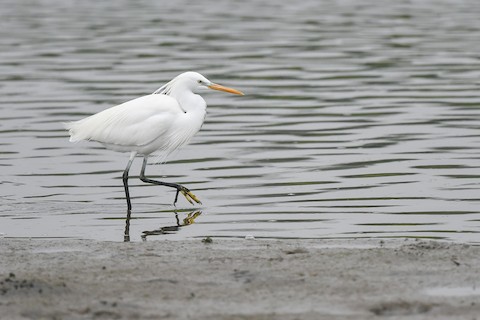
[0,238,479,319]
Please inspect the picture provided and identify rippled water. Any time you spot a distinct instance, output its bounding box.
[1,0,479,242]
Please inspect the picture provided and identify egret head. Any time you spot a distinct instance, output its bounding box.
[155,72,244,96]
[188,72,244,95]
[182,72,213,92]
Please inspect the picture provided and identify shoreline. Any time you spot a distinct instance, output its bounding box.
[1,238,479,319]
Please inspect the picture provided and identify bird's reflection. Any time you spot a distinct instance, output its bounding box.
[123,209,202,242]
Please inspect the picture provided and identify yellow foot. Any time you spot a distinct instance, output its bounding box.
[180,187,202,205]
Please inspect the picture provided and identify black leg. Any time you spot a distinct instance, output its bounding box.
[139,156,201,205]
[122,153,136,212]
[124,208,131,242]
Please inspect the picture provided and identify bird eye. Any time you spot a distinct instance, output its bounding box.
[197,80,202,84]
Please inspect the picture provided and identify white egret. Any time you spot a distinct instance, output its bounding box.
[65,71,244,211]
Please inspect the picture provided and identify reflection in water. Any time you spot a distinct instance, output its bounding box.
[123,210,202,242]
[141,211,202,241]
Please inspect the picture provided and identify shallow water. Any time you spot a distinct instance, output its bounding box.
[1,0,479,242]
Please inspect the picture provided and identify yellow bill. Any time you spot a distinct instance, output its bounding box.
[208,83,244,95]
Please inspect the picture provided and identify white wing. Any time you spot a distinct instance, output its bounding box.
[66,94,184,147]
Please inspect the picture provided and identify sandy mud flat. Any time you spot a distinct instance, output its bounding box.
[0,238,479,319]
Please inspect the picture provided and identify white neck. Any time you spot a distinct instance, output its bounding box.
[153,77,207,114]
[171,87,206,114]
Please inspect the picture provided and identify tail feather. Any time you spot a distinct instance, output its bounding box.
[64,121,83,142]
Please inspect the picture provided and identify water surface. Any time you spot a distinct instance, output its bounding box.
[1,0,479,242]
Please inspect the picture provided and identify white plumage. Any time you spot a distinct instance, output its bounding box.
[65,71,243,210]
[67,94,202,157]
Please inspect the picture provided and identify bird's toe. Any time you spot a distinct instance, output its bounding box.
[180,188,202,205]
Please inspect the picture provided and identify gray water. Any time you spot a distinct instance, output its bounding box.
[1,0,479,242]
